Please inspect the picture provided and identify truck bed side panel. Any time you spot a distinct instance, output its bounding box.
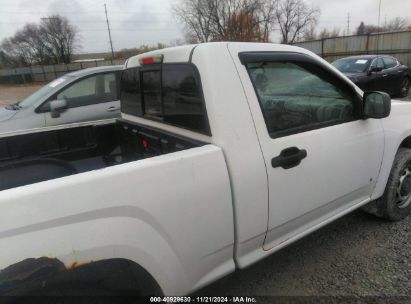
[0,145,234,295]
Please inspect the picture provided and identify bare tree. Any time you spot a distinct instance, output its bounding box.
[174,0,216,43]
[224,10,262,41]
[356,18,407,36]
[384,17,408,31]
[363,25,383,34]
[174,0,278,43]
[259,0,278,42]
[212,0,273,41]
[39,15,78,64]
[0,15,78,67]
[0,24,46,67]
[275,0,320,44]
[302,23,317,40]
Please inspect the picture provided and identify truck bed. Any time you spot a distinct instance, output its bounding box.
[0,119,205,191]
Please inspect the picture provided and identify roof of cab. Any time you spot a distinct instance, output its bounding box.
[66,65,123,78]
[126,44,198,68]
[125,42,316,69]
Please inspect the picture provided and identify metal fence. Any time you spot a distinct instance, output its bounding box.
[293,30,411,66]
[0,59,126,85]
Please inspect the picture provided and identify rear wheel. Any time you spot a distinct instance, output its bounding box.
[400,77,410,98]
[362,148,411,221]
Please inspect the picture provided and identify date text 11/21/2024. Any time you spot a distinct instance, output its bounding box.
[150,297,257,303]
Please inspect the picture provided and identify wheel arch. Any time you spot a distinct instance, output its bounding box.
[0,257,163,296]
[372,132,411,201]
[399,135,411,149]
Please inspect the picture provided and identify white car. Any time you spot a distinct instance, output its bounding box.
[0,43,410,297]
[0,66,122,133]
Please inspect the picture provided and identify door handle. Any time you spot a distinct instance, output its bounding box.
[382,74,388,77]
[272,147,307,169]
[107,106,120,112]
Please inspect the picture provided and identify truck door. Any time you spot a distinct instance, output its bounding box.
[230,48,385,251]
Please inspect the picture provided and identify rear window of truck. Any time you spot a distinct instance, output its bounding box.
[121,64,210,135]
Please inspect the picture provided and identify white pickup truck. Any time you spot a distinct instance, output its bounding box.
[1,42,411,297]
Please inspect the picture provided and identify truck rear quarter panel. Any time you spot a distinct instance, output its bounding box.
[0,145,234,295]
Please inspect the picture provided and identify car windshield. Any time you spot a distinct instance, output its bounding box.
[17,76,72,108]
[332,58,372,73]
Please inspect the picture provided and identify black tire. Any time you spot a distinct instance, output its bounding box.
[399,77,410,98]
[362,148,411,221]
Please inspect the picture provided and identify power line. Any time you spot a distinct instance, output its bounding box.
[104,3,115,60]
[0,10,171,15]
[0,20,175,25]
[78,29,180,32]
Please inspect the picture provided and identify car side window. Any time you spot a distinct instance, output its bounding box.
[53,73,117,110]
[371,58,385,69]
[245,61,359,138]
[103,73,119,100]
[382,57,397,69]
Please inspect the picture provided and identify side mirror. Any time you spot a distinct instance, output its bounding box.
[368,66,383,75]
[50,99,68,118]
[363,91,391,119]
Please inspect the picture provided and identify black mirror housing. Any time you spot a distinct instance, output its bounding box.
[363,91,391,119]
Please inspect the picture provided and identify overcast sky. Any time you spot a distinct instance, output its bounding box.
[0,0,410,54]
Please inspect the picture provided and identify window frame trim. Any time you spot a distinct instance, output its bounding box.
[239,51,364,139]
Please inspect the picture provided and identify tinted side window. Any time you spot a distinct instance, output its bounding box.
[121,68,142,116]
[246,61,359,137]
[142,70,162,116]
[120,64,210,135]
[371,58,384,69]
[162,65,208,133]
[383,57,397,69]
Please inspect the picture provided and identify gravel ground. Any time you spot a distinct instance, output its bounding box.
[196,210,411,297]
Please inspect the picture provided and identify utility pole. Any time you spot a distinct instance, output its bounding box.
[104,4,115,60]
[376,0,382,55]
[347,13,350,36]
